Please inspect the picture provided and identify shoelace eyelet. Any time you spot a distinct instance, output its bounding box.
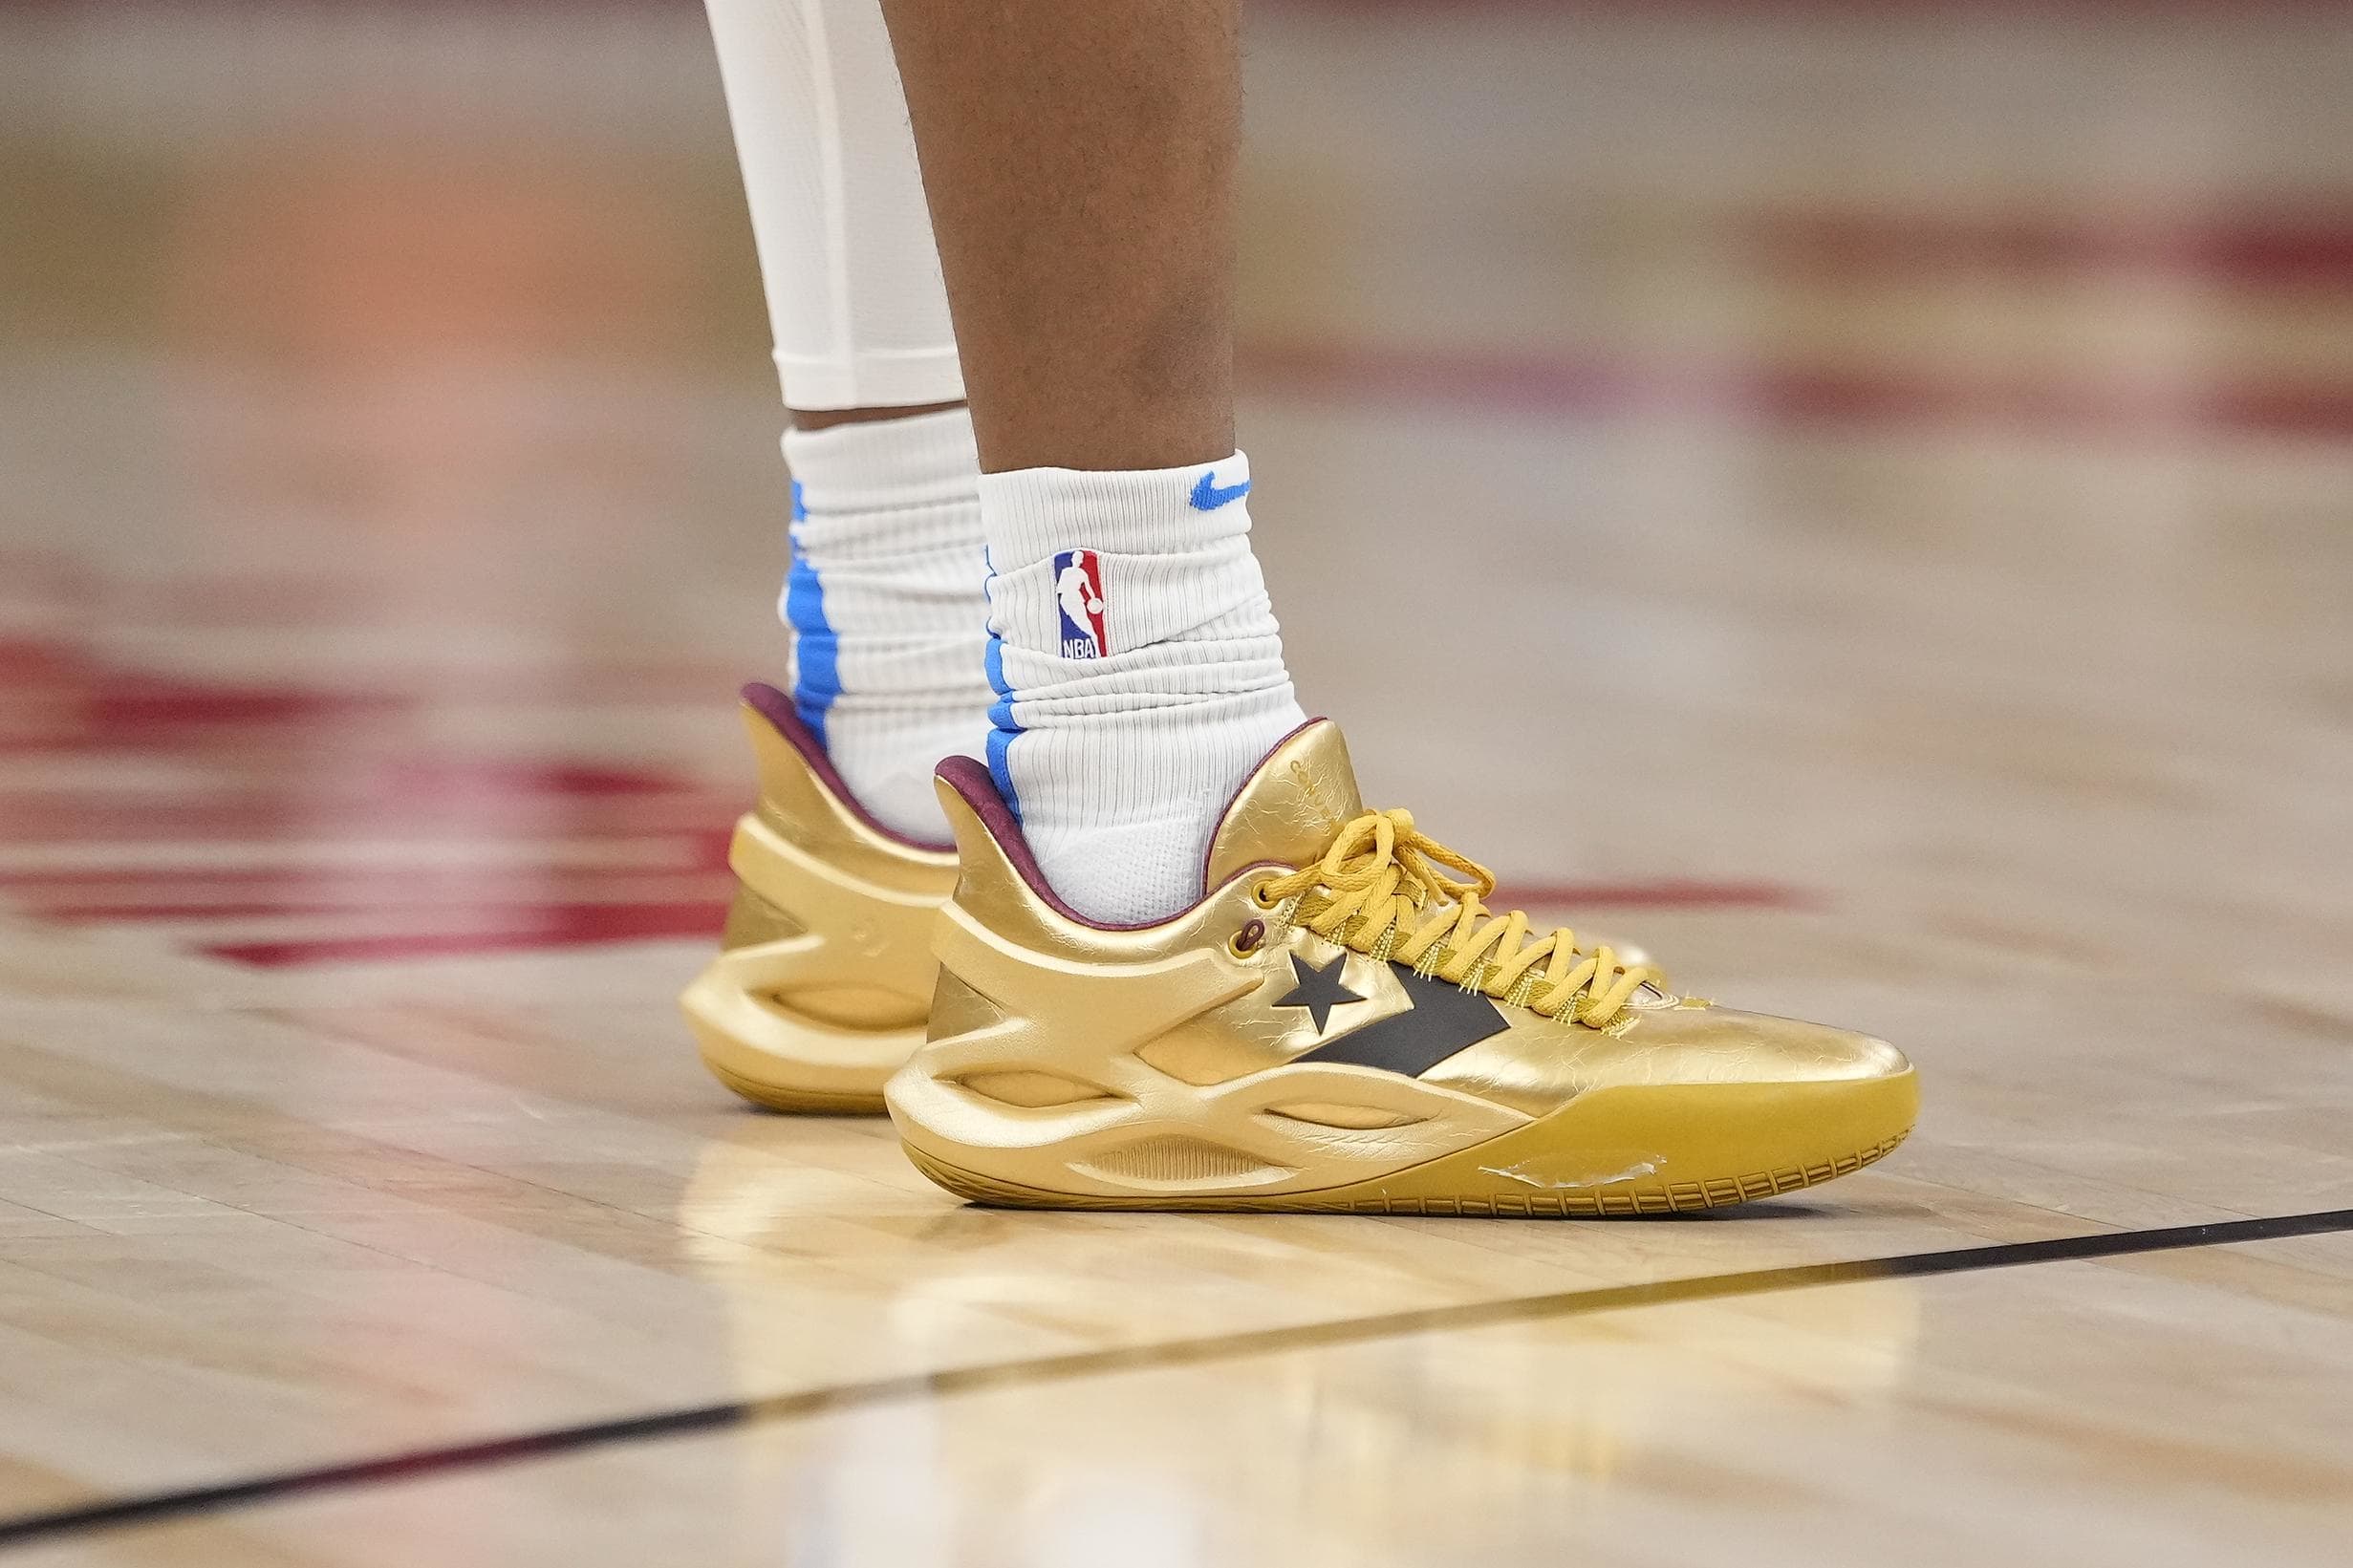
[1229,918,1266,957]
[1249,880,1283,911]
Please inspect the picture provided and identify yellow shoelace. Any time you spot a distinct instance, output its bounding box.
[1254,808,1665,1029]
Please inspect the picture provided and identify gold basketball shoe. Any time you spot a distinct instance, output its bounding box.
[680,684,957,1112]
[887,720,1918,1214]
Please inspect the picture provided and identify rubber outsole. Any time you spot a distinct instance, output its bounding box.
[901,1126,1912,1215]
[892,1067,1920,1214]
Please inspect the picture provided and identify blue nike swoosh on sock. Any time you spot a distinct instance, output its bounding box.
[1189,472,1252,510]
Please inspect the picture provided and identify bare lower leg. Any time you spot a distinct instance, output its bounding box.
[875,0,1239,473]
[789,399,967,432]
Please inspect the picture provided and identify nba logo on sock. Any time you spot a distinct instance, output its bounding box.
[1053,548,1110,659]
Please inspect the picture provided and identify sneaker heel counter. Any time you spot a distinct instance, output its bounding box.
[918,770,1060,1057]
[740,698,826,831]
[930,770,1046,943]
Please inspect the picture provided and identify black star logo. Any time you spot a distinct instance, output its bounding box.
[1273,951,1364,1034]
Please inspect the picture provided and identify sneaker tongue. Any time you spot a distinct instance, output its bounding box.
[1203,720,1365,891]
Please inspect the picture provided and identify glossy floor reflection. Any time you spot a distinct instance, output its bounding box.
[2,1,2350,1562]
[16,1247,2353,1567]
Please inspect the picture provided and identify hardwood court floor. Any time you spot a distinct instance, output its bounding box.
[2,3,2350,1563]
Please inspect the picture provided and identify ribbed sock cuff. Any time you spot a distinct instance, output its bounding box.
[783,405,979,516]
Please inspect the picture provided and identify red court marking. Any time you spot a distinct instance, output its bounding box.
[0,860,731,894]
[31,897,732,921]
[205,904,740,968]
[0,791,734,842]
[1755,209,2353,289]
[2,612,745,967]
[1243,342,2353,440]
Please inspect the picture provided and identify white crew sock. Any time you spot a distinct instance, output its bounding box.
[781,406,990,845]
[979,451,1309,923]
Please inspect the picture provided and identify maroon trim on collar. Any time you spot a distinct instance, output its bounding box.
[931,756,1174,933]
[740,682,953,854]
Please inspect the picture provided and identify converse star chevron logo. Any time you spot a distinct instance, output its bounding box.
[1275,951,1511,1076]
[1272,951,1361,1031]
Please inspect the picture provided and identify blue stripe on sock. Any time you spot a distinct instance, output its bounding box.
[985,722,1020,817]
[982,548,1022,817]
[784,493,839,747]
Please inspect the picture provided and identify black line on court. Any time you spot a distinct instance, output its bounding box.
[2,1205,2346,1552]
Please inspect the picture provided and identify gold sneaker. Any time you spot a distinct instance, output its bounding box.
[887,720,1918,1214]
[680,685,956,1112]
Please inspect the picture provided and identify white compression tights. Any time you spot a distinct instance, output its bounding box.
[702,0,961,411]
